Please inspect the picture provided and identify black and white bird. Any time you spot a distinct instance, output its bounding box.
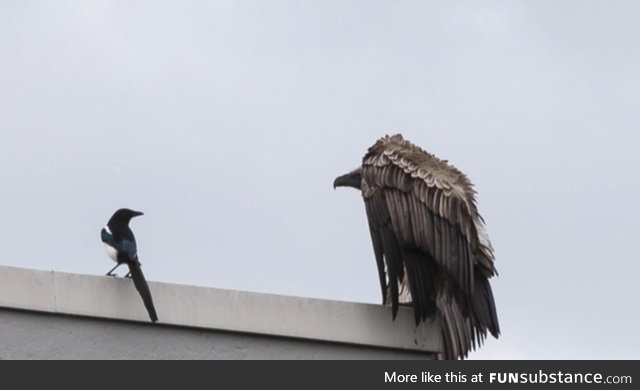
[101,208,158,323]
[334,134,499,360]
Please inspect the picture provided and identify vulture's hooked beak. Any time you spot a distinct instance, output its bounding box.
[333,168,363,190]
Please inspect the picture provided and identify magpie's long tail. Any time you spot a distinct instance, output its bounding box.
[128,262,158,323]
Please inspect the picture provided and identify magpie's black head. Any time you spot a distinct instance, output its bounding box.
[108,208,144,225]
[333,167,363,190]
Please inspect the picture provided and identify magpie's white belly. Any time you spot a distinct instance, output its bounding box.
[104,244,118,263]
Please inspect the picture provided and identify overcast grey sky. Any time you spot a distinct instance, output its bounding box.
[1,1,638,359]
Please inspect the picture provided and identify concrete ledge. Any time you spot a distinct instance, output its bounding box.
[0,265,441,354]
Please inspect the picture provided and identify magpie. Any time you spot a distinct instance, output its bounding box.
[101,208,158,323]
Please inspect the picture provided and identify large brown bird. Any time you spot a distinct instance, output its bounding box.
[334,134,499,359]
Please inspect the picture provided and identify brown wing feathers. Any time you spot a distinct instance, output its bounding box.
[360,134,499,359]
[365,165,475,295]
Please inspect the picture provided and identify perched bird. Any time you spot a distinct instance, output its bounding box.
[101,208,158,323]
[334,134,499,359]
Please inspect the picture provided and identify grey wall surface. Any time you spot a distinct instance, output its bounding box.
[0,266,439,359]
[0,309,430,360]
[0,265,442,359]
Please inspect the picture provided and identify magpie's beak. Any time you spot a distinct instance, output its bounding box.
[132,211,144,218]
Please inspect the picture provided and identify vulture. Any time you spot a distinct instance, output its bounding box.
[334,134,499,359]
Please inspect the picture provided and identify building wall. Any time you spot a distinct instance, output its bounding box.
[0,309,430,359]
[0,266,440,359]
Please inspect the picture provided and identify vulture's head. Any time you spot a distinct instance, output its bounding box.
[333,168,363,190]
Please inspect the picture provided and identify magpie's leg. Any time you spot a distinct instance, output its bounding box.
[125,272,132,278]
[106,263,121,277]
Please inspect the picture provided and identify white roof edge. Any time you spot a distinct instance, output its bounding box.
[0,264,442,353]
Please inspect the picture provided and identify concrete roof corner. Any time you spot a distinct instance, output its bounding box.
[0,264,442,355]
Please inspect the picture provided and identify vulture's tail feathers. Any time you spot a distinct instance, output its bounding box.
[436,293,473,360]
[471,272,500,338]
